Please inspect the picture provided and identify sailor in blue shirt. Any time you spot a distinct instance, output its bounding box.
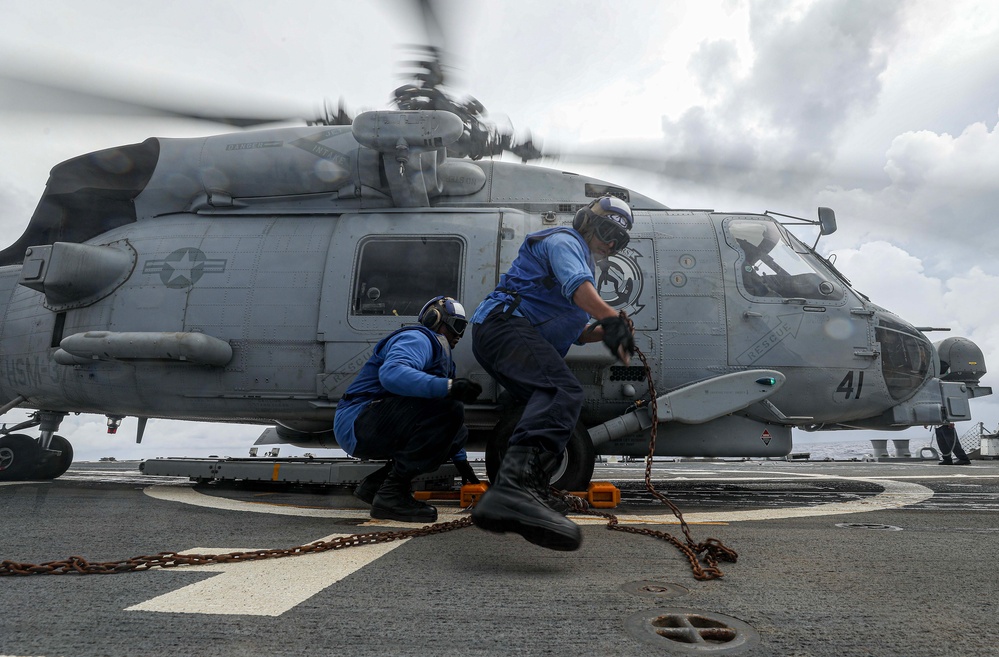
[469,196,636,551]
[334,296,482,523]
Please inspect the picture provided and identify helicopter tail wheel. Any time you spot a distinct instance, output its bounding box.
[485,406,596,491]
[33,435,74,480]
[0,434,42,481]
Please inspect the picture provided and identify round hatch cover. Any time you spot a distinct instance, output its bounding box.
[625,608,760,653]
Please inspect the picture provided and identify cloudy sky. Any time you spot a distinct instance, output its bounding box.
[0,0,996,461]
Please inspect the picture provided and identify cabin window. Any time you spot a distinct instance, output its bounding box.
[352,237,463,316]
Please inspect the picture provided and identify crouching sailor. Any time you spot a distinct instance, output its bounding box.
[333,296,482,523]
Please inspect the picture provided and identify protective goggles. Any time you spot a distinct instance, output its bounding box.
[589,196,633,254]
[593,215,631,253]
[443,314,468,336]
[419,296,468,336]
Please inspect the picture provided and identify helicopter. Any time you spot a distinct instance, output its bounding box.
[0,9,992,490]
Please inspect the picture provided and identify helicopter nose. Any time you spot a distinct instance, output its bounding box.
[874,314,992,426]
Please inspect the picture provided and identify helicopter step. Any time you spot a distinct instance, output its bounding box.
[139,456,459,490]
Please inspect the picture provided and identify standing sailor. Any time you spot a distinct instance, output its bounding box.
[469,196,636,550]
[935,422,972,465]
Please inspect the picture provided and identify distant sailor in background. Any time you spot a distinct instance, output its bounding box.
[935,422,971,465]
[333,296,482,523]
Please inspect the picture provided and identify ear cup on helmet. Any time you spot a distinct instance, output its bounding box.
[421,307,442,330]
[418,295,446,330]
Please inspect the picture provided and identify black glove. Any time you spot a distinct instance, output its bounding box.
[453,458,481,485]
[596,315,636,362]
[449,378,483,403]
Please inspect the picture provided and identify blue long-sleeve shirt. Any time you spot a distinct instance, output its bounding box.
[333,326,455,457]
[375,331,451,399]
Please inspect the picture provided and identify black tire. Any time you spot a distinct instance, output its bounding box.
[485,406,596,491]
[0,434,42,481]
[33,434,74,479]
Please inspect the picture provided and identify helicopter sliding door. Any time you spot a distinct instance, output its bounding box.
[316,209,504,402]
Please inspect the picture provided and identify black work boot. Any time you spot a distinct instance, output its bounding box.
[471,445,582,551]
[938,456,954,465]
[536,451,572,516]
[370,472,438,523]
[353,462,392,505]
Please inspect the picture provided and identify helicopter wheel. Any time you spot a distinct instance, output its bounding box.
[33,435,74,480]
[0,434,42,481]
[485,406,595,492]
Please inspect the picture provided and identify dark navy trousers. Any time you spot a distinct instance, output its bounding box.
[352,396,466,479]
[472,311,584,454]
[935,425,969,460]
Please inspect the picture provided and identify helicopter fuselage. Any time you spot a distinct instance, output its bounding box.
[0,111,989,484]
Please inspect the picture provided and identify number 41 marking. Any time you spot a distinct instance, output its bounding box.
[836,371,865,400]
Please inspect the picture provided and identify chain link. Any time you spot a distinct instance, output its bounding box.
[605,311,737,580]
[1,519,472,576]
[2,312,735,579]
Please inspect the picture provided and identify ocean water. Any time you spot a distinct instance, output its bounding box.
[789,437,949,461]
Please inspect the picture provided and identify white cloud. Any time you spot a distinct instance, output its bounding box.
[885,118,999,192]
[831,241,944,324]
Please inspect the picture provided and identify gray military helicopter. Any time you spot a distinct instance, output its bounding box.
[0,13,991,489]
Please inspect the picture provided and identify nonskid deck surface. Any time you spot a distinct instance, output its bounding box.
[3,458,998,657]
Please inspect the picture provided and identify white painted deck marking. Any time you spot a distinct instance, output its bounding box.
[144,472,935,526]
[573,477,934,525]
[126,534,407,616]
[142,485,468,523]
[129,474,936,616]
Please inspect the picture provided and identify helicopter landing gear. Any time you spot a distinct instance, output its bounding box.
[0,434,40,480]
[0,411,72,481]
[486,406,595,492]
[33,435,73,479]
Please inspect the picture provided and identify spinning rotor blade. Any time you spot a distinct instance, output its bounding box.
[0,0,541,159]
[416,0,448,55]
[0,67,322,128]
[553,142,890,195]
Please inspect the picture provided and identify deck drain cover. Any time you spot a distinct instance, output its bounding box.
[622,580,689,599]
[625,608,760,653]
[835,522,903,531]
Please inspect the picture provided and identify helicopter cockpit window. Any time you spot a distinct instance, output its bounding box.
[352,237,462,317]
[726,219,843,301]
[876,321,933,400]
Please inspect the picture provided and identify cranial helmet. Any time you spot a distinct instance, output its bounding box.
[572,195,634,254]
[418,296,468,336]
